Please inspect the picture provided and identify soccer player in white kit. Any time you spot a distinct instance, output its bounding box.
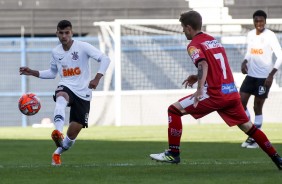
[19,20,111,165]
[240,10,282,148]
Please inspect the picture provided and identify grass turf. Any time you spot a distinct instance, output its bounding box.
[0,124,281,184]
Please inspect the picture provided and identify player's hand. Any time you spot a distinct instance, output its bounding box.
[241,60,248,74]
[182,75,197,88]
[264,75,274,87]
[88,79,99,89]
[89,73,103,89]
[19,67,32,75]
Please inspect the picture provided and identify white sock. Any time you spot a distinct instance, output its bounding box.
[254,115,263,129]
[245,109,251,120]
[54,135,75,154]
[54,147,64,155]
[53,96,68,132]
[62,135,75,150]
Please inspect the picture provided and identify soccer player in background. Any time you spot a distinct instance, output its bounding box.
[149,10,282,170]
[240,10,282,148]
[19,20,110,166]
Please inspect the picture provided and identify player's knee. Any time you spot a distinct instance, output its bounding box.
[246,124,258,136]
[168,105,183,116]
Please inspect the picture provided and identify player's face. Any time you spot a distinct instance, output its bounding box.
[56,27,73,46]
[253,16,266,34]
[181,23,192,40]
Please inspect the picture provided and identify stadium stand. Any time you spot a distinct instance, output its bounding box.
[224,0,282,19]
[0,0,188,36]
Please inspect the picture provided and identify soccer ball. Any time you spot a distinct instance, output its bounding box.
[18,93,41,116]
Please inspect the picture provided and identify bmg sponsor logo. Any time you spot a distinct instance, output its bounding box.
[63,67,81,76]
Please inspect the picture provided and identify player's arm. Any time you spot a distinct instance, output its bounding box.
[20,53,58,79]
[242,32,251,74]
[38,61,58,79]
[19,66,57,79]
[88,54,111,89]
[265,33,282,87]
[241,59,248,74]
[197,60,208,91]
[265,67,278,87]
[193,59,208,107]
[19,67,39,77]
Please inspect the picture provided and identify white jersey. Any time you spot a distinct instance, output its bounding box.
[40,40,110,101]
[244,28,282,78]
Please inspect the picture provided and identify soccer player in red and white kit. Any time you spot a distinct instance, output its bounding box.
[149,10,282,170]
[240,10,282,148]
[19,20,110,166]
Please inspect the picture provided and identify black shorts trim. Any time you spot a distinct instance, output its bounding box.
[239,76,270,98]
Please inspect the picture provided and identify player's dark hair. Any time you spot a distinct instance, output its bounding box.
[179,11,202,30]
[253,10,267,19]
[57,20,72,30]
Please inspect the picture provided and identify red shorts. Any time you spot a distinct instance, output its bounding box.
[178,94,249,126]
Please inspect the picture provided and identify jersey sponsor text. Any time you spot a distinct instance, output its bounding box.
[202,40,223,50]
[63,67,81,77]
[251,48,263,55]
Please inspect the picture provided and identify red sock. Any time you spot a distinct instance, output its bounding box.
[167,105,183,154]
[247,125,277,157]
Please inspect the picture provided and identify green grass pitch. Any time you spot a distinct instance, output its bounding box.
[0,123,281,184]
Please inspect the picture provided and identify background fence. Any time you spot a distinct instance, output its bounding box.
[92,19,282,126]
[1,30,282,127]
[0,37,104,126]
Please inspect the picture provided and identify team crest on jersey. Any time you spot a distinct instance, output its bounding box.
[71,51,79,60]
[187,46,200,61]
[258,86,266,95]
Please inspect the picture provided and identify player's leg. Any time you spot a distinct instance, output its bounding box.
[52,90,89,166]
[240,91,251,117]
[150,93,212,163]
[51,88,70,166]
[243,96,266,148]
[53,93,68,132]
[55,122,83,151]
[253,78,269,130]
[246,78,269,148]
[239,76,255,117]
[238,121,276,155]
[52,121,83,166]
[240,76,257,147]
[238,121,282,170]
[220,99,282,170]
[51,88,69,148]
[149,101,183,163]
[239,92,257,147]
[253,96,265,129]
[254,76,270,129]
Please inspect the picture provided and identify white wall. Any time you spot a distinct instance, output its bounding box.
[89,89,282,126]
